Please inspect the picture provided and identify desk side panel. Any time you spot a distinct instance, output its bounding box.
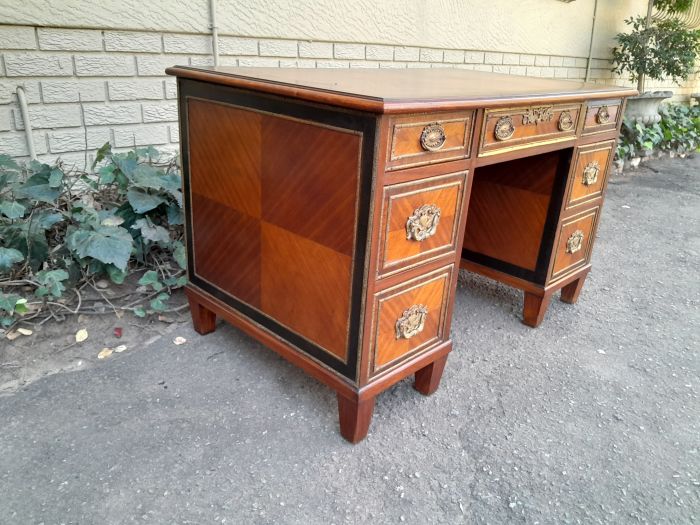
[179,79,376,381]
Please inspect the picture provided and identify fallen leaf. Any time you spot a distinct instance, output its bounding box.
[75,328,88,343]
[173,336,187,345]
[6,331,21,341]
[114,344,127,353]
[158,315,175,323]
[97,348,113,359]
[16,327,33,336]
[114,327,123,338]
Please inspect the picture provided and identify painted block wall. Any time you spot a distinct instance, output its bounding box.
[0,0,698,164]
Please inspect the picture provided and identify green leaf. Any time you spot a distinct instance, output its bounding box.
[92,142,112,169]
[0,200,26,219]
[66,226,134,271]
[14,174,61,203]
[48,168,64,188]
[106,264,127,284]
[34,269,69,299]
[150,292,170,312]
[34,210,64,230]
[138,270,163,291]
[0,154,20,171]
[166,203,183,225]
[132,217,170,244]
[171,240,187,270]
[133,306,147,318]
[126,188,166,214]
[13,297,28,315]
[98,165,116,185]
[0,247,24,270]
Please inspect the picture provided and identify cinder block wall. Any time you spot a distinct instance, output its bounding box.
[1,24,698,166]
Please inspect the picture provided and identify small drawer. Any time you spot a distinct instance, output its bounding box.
[370,265,453,376]
[564,140,615,210]
[582,100,622,135]
[478,103,581,156]
[377,171,467,277]
[550,206,601,280]
[386,111,474,171]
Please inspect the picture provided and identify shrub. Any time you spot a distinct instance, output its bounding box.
[0,143,186,329]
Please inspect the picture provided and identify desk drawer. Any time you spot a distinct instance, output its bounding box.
[564,140,615,210]
[582,100,622,135]
[551,206,601,280]
[378,171,467,277]
[370,265,453,375]
[386,111,474,171]
[478,103,581,156]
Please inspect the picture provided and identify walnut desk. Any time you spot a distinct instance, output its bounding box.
[166,66,635,442]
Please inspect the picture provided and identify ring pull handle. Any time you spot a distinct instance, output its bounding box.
[494,115,515,141]
[566,230,585,254]
[558,111,575,131]
[395,304,428,340]
[420,123,446,151]
[582,160,600,186]
[406,204,441,242]
[596,105,611,124]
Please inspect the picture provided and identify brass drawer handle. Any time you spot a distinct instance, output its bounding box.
[494,115,515,141]
[596,105,611,124]
[420,122,446,151]
[406,204,441,241]
[395,304,428,339]
[582,160,600,186]
[558,111,575,131]
[566,229,585,254]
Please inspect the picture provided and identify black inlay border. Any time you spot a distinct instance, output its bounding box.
[178,78,376,381]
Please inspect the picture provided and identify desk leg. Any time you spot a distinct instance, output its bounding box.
[414,354,449,396]
[560,273,588,304]
[337,393,375,444]
[523,291,552,328]
[187,293,217,335]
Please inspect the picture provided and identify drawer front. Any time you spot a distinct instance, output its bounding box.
[387,111,474,171]
[371,265,453,375]
[478,104,581,156]
[582,100,622,135]
[378,171,467,277]
[564,140,615,210]
[551,206,601,280]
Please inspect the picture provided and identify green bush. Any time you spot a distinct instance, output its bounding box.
[0,143,186,328]
[616,103,700,161]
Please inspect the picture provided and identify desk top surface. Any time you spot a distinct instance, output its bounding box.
[166,66,637,114]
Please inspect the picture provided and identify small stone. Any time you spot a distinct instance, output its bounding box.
[96,279,110,289]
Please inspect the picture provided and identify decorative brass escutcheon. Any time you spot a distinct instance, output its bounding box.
[558,111,575,131]
[420,122,447,151]
[596,105,611,124]
[406,204,441,242]
[395,304,428,340]
[566,229,585,254]
[522,106,554,125]
[494,115,515,141]
[582,160,600,186]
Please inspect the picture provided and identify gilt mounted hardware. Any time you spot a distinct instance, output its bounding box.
[419,122,447,151]
[581,160,600,186]
[566,230,585,254]
[558,111,575,131]
[395,304,428,340]
[406,204,441,241]
[494,115,516,141]
[596,105,610,124]
[522,106,554,125]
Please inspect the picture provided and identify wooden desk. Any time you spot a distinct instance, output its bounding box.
[166,67,635,442]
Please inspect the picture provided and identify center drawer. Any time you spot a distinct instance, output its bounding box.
[478,103,581,156]
[377,171,468,277]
